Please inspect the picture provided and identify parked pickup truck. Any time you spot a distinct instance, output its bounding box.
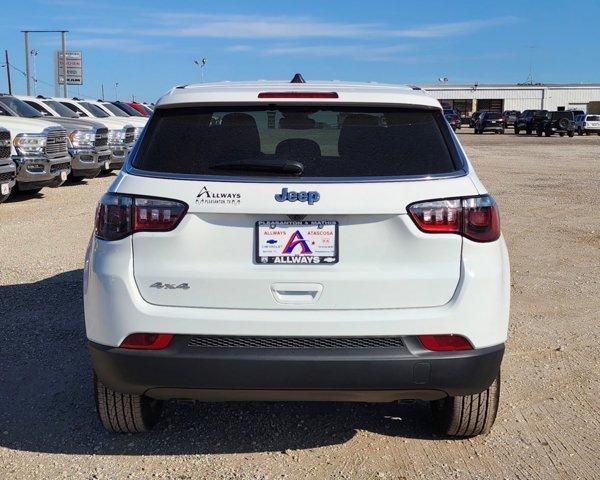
[86,99,147,134]
[14,95,112,180]
[0,127,16,203]
[514,110,548,135]
[53,98,137,172]
[0,108,71,194]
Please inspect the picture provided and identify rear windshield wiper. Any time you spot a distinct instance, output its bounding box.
[210,160,304,176]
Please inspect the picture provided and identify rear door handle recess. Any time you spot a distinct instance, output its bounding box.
[270,283,323,304]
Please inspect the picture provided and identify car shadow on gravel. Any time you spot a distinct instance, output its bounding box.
[0,269,440,457]
[4,191,45,203]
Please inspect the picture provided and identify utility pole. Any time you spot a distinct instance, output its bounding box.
[101,84,105,101]
[4,50,12,94]
[21,30,69,96]
[526,45,535,85]
[61,31,67,97]
[24,32,31,95]
[30,49,39,94]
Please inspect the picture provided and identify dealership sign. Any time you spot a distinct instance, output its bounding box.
[55,51,83,85]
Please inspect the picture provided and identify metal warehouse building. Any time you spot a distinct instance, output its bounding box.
[419,84,600,118]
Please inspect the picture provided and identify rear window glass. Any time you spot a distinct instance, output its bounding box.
[487,113,502,120]
[587,115,600,121]
[133,106,460,179]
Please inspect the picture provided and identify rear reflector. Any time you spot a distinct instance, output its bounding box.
[120,333,173,350]
[418,335,473,351]
[258,92,338,99]
[407,195,500,242]
[95,193,188,241]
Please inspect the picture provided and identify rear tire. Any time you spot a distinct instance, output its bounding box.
[514,127,520,134]
[431,373,500,437]
[578,127,583,136]
[536,129,543,137]
[567,131,574,138]
[526,127,532,135]
[94,374,163,433]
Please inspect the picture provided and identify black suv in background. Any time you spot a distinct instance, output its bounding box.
[469,111,484,128]
[501,110,521,127]
[536,111,575,137]
[444,112,461,131]
[514,110,548,134]
[474,112,505,134]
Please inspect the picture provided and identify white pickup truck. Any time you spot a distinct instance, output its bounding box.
[0,114,71,195]
[0,127,16,202]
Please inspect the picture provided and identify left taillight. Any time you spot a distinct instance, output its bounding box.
[95,193,188,241]
[120,333,173,350]
[407,195,501,242]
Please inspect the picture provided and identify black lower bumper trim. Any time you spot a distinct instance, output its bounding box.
[89,336,504,402]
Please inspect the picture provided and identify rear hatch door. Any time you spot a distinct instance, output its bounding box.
[123,102,476,310]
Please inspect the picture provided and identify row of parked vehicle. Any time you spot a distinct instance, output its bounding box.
[0,95,153,203]
[462,109,600,137]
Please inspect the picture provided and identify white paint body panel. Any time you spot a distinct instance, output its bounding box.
[84,234,510,349]
[84,81,510,350]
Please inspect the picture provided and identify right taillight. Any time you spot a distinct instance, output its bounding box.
[95,193,188,241]
[407,195,500,242]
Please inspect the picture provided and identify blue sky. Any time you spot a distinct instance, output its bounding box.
[1,0,599,102]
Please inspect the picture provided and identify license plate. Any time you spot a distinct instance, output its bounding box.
[104,161,111,170]
[255,221,338,265]
[1,183,9,195]
[60,171,67,181]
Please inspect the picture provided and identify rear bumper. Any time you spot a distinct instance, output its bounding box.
[89,337,504,401]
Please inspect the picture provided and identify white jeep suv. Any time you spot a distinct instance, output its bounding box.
[85,79,510,437]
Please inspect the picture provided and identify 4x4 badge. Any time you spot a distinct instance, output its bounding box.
[149,282,190,290]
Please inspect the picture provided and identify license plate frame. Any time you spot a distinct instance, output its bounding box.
[255,220,339,265]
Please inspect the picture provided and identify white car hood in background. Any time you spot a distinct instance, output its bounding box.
[0,116,62,134]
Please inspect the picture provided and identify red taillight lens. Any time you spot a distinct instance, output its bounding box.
[95,193,188,241]
[418,334,473,351]
[407,195,500,242]
[258,92,338,99]
[120,333,173,350]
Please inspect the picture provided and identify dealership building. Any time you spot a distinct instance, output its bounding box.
[419,83,600,117]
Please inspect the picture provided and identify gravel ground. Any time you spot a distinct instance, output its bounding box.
[0,131,599,479]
